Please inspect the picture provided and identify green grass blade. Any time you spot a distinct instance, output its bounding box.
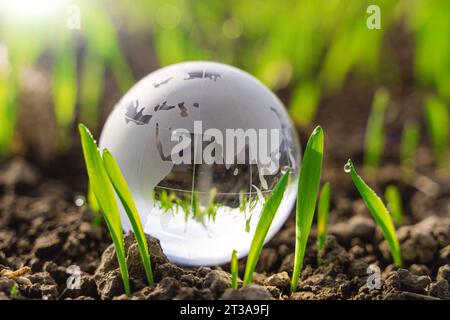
[317,182,331,255]
[400,121,420,182]
[291,126,324,292]
[78,124,130,296]
[364,88,389,178]
[385,184,404,226]
[102,149,154,286]
[425,96,449,165]
[345,159,402,267]
[243,171,290,285]
[231,249,238,289]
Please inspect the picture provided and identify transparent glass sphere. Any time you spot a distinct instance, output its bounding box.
[99,61,301,266]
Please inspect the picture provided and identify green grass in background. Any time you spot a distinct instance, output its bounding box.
[79,124,131,296]
[103,149,155,286]
[1,0,448,157]
[345,159,402,267]
[317,182,331,260]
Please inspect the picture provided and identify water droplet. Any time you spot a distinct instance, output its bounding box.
[344,160,352,173]
[233,168,239,175]
[281,166,291,174]
[74,195,86,207]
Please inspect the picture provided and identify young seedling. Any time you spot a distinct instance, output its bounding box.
[400,121,420,183]
[230,249,238,289]
[385,184,404,226]
[79,124,131,296]
[243,170,290,286]
[80,124,155,289]
[0,74,16,158]
[425,96,449,166]
[9,283,18,299]
[364,88,389,178]
[317,182,331,261]
[345,159,402,267]
[103,149,154,285]
[290,126,324,292]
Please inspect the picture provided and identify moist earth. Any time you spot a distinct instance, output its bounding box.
[0,157,449,300]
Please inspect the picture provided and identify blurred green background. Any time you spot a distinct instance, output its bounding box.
[0,0,448,168]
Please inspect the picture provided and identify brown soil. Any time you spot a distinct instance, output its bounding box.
[1,154,449,300]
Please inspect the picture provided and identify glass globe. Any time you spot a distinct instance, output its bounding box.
[99,61,300,266]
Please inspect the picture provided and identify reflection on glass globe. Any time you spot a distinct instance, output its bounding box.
[99,61,301,266]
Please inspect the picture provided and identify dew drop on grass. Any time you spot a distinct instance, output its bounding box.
[99,61,301,266]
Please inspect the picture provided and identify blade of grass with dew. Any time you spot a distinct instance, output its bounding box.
[231,249,238,289]
[364,88,389,178]
[385,184,404,226]
[78,124,130,296]
[291,126,324,292]
[243,171,289,285]
[103,149,154,285]
[425,96,449,166]
[317,182,331,257]
[400,121,420,182]
[345,159,402,267]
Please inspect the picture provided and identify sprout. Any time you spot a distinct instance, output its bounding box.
[79,124,131,296]
[364,88,389,178]
[345,159,402,267]
[317,182,331,261]
[291,126,324,292]
[0,75,16,158]
[243,171,290,286]
[9,283,18,299]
